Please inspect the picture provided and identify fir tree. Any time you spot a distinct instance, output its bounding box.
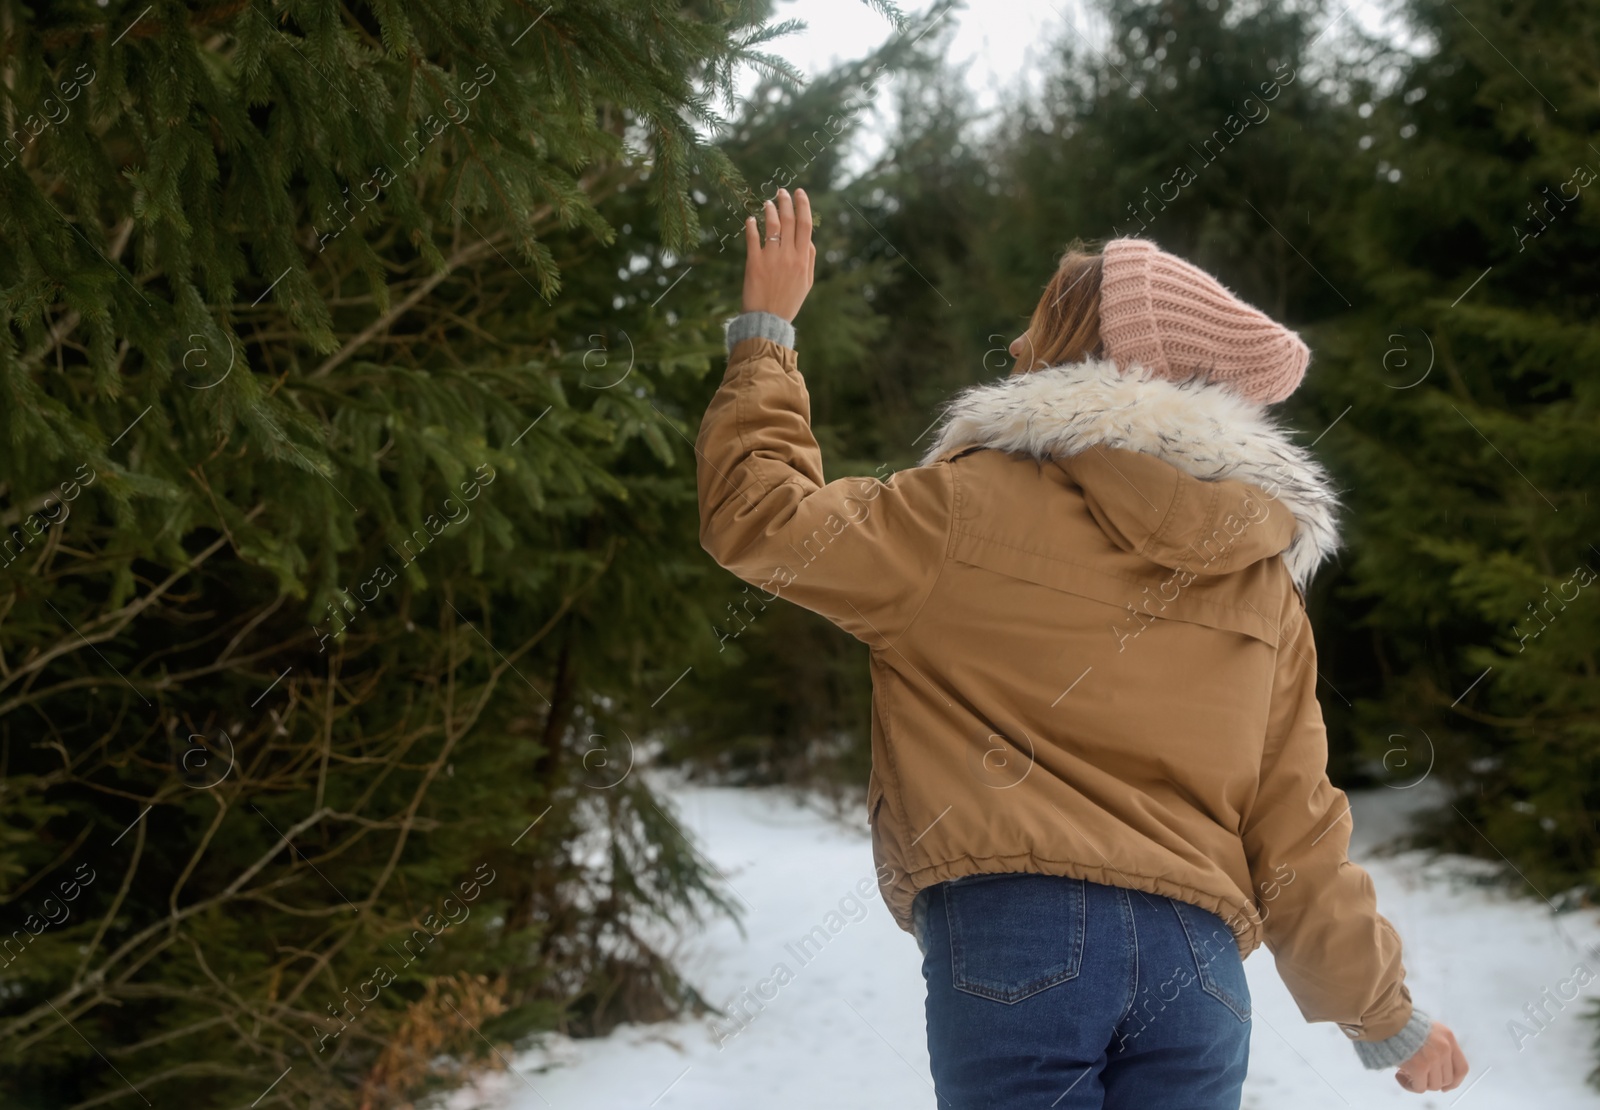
[1314,0,1600,964]
[0,1,907,1105]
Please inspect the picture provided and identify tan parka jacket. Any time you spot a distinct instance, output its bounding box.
[695,335,1417,1046]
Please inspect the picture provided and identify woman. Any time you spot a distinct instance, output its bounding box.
[695,187,1469,1107]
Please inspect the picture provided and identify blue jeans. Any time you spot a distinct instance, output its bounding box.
[916,872,1251,1109]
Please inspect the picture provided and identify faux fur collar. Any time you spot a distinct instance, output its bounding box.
[919,356,1343,591]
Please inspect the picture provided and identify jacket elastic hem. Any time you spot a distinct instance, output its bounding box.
[891,854,1266,959]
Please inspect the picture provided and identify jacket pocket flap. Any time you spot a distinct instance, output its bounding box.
[951,529,1281,647]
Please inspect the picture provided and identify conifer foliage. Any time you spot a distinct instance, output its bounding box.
[1297,0,1600,1072]
[1322,0,1600,981]
[0,0,888,1105]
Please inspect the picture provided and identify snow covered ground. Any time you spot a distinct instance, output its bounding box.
[442,773,1600,1109]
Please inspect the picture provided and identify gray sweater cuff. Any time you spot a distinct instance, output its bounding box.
[725,311,795,353]
[1352,1008,1432,1070]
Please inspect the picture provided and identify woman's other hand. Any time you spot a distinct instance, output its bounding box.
[1395,1021,1468,1093]
[741,187,815,322]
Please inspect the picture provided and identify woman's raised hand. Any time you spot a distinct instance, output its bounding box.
[741,187,815,322]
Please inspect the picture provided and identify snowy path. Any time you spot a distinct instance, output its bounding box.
[444,774,1600,1109]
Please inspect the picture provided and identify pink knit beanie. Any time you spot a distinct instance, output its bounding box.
[1098,238,1310,405]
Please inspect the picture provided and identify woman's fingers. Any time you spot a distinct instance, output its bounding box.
[739,186,815,319]
[777,188,796,247]
[763,197,780,248]
[1443,1040,1468,1091]
[795,188,814,249]
[753,188,812,253]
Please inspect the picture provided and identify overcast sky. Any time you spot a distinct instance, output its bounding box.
[729,0,1419,174]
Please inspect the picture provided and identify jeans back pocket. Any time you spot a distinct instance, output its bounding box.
[1170,898,1251,1022]
[943,872,1087,1005]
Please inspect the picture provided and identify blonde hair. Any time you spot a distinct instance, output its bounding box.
[1017,240,1106,373]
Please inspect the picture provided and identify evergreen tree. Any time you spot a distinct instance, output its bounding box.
[1313,0,1600,964]
[0,1,901,1105]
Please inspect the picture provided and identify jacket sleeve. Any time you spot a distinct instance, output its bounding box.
[1241,593,1420,1051]
[694,336,952,647]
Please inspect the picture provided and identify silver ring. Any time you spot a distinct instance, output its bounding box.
[766,235,781,242]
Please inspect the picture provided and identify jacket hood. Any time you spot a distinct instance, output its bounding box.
[918,355,1343,591]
